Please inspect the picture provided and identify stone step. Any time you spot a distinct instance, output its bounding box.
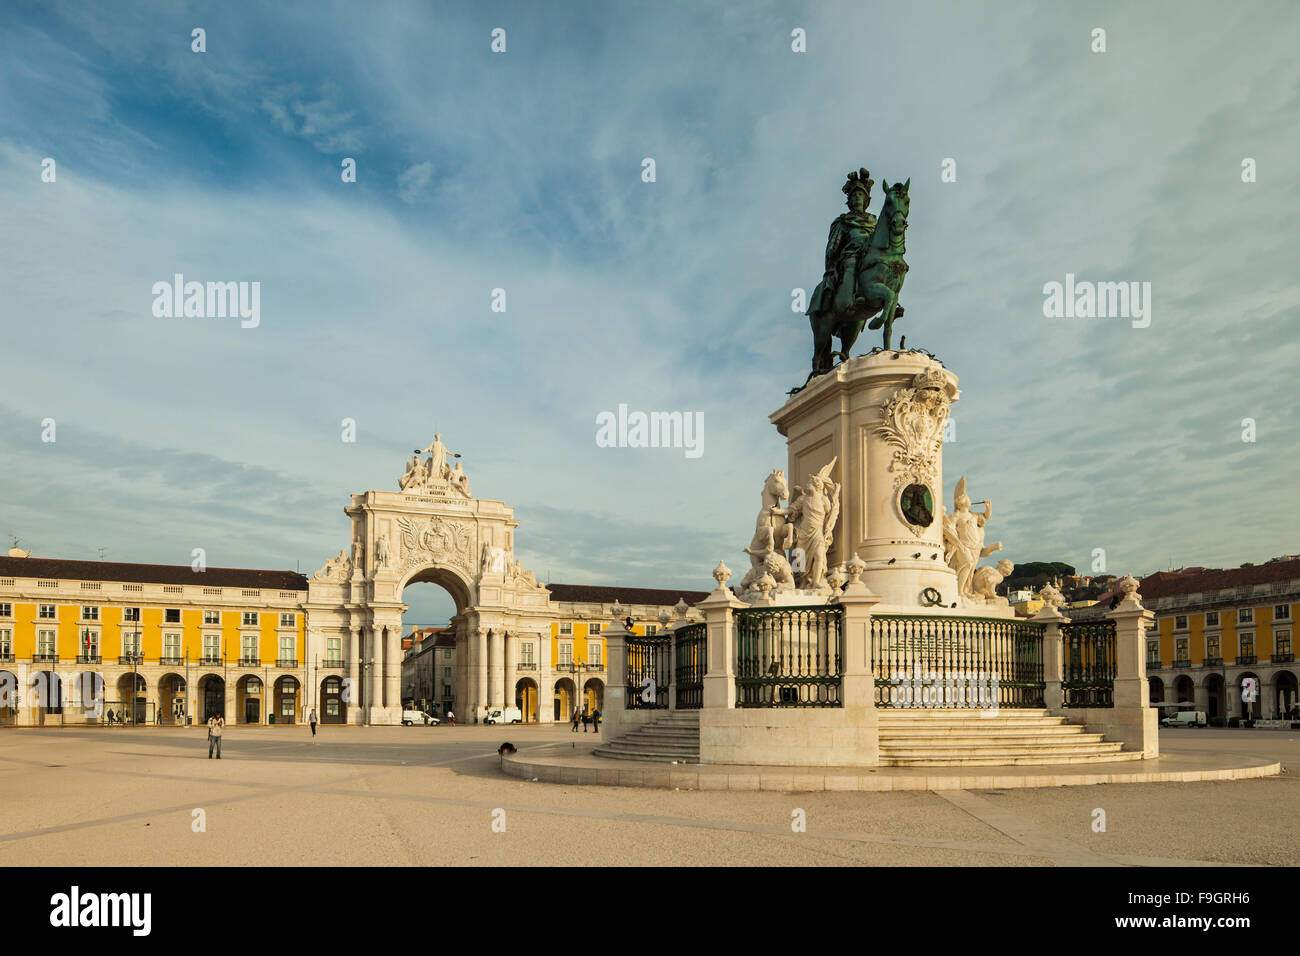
[592,746,699,764]
[607,740,700,755]
[881,743,1126,759]
[883,726,1101,740]
[878,708,1055,717]
[883,751,1145,767]
[879,714,1070,725]
[883,732,1109,747]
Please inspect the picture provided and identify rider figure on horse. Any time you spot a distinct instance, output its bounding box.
[808,168,876,326]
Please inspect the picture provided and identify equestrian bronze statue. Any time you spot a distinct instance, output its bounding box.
[805,168,911,377]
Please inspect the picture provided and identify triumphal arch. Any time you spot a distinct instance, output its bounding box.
[303,434,560,724]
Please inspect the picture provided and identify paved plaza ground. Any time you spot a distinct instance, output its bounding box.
[0,724,1295,866]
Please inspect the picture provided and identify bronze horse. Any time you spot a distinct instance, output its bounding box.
[806,179,910,376]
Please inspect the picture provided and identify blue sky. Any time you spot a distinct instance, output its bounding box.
[2,1,1298,627]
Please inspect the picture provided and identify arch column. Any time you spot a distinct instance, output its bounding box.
[475,628,489,720]
[538,630,553,722]
[504,631,518,712]
[488,629,505,708]
[348,628,362,724]
[384,625,402,717]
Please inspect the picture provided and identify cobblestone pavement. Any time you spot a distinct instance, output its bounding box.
[0,725,1294,866]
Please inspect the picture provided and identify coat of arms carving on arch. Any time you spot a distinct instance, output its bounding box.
[395,515,473,568]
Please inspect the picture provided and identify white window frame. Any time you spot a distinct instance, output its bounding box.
[164,608,181,624]
[279,613,296,628]
[327,637,341,663]
[1238,608,1254,624]
[80,627,99,657]
[1205,611,1219,626]
[164,632,181,658]
[122,606,141,623]
[81,605,99,622]
[38,629,57,655]
[559,622,572,635]
[0,628,11,657]
[1174,615,1187,630]
[1276,605,1292,620]
[242,611,259,627]
[1277,629,1293,656]
[38,604,57,620]
[558,642,573,665]
[279,634,295,661]
[241,634,259,660]
[589,642,602,667]
[519,642,535,665]
[0,602,11,618]
[202,633,221,661]
[122,629,142,655]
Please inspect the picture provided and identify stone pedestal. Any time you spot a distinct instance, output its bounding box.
[771,351,965,610]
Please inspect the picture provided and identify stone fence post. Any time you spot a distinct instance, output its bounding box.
[699,572,745,710]
[1033,604,1068,713]
[600,617,633,742]
[1107,583,1159,757]
[832,563,881,765]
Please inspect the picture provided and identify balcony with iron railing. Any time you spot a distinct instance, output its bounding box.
[77,654,102,664]
[33,653,58,663]
[1237,655,1257,665]
[159,656,183,665]
[1202,657,1223,667]
[118,653,144,665]
[322,659,344,668]
[200,655,223,666]
[238,657,260,666]
[277,658,298,667]
[1272,653,1295,664]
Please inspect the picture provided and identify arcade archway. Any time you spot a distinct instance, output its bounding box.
[320,675,347,724]
[515,677,538,722]
[199,674,225,721]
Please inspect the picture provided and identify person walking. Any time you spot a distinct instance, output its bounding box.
[207,713,224,759]
[581,709,589,733]
[570,707,580,732]
[309,707,318,737]
[447,709,455,726]
[591,707,601,732]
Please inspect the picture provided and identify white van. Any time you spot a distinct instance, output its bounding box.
[483,707,522,725]
[401,709,438,726]
[1160,710,1206,727]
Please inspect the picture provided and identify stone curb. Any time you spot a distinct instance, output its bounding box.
[501,752,1282,792]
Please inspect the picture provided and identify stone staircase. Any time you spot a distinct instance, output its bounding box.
[878,709,1142,767]
[593,711,700,763]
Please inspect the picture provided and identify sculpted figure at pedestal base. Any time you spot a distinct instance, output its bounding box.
[746,470,795,578]
[972,559,1015,606]
[942,476,1002,603]
[787,458,841,592]
[739,525,797,599]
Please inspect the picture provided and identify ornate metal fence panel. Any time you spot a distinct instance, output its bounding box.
[735,605,843,707]
[674,623,707,710]
[870,615,1046,709]
[1062,619,1116,708]
[625,633,671,709]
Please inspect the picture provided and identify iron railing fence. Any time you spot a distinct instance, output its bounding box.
[736,605,843,707]
[674,623,707,709]
[871,614,1046,709]
[1062,619,1116,708]
[625,633,671,709]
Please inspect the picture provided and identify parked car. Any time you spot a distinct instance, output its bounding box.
[1160,710,1207,728]
[483,707,522,725]
[401,709,438,726]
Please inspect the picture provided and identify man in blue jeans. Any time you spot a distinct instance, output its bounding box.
[207,713,224,758]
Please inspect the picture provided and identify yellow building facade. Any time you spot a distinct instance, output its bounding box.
[1141,558,1298,721]
[0,556,308,727]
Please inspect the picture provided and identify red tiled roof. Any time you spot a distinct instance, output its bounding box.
[1139,558,1300,599]
[0,555,308,591]
[546,583,708,607]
